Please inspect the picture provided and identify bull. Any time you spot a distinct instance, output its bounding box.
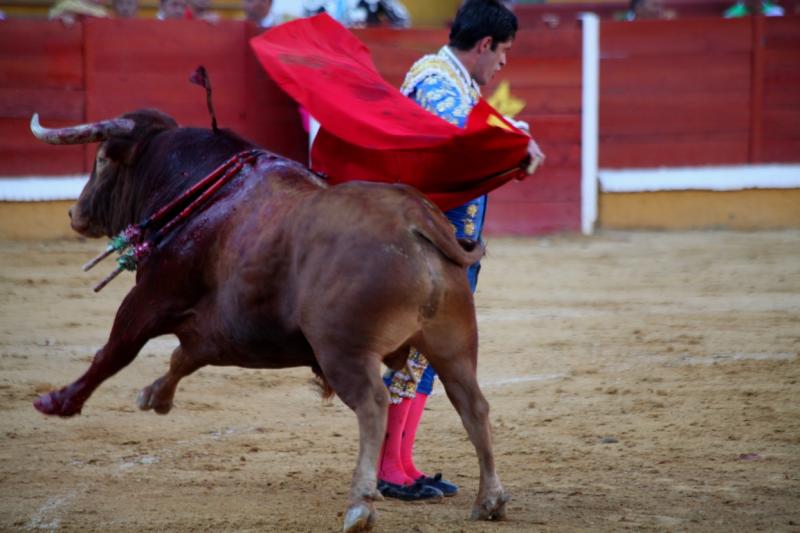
[30,108,509,532]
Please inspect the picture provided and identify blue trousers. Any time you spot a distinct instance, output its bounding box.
[385,195,487,396]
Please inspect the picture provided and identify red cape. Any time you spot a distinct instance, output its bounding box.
[250,14,530,211]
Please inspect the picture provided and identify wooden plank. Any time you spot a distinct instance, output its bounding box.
[86,72,248,126]
[764,16,800,50]
[489,167,580,203]
[85,19,248,127]
[500,57,582,88]
[505,87,582,115]
[750,16,765,163]
[760,139,800,163]
[763,49,800,85]
[601,92,751,136]
[763,48,800,74]
[528,115,581,143]
[0,20,84,90]
[602,18,751,57]
[0,88,84,122]
[355,28,447,51]
[599,137,749,168]
[0,147,87,177]
[510,29,583,59]
[763,85,800,110]
[484,201,580,235]
[519,143,581,170]
[84,19,247,76]
[762,110,800,140]
[0,119,86,175]
[601,54,751,91]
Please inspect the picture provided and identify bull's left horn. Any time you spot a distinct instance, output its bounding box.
[30,113,136,145]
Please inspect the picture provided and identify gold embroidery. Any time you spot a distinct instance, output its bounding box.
[464,221,476,236]
[467,204,479,217]
[401,51,479,104]
[386,347,429,403]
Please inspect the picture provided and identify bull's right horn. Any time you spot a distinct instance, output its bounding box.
[30,113,136,145]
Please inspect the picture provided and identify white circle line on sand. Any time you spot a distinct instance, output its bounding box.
[27,489,81,532]
[481,374,566,389]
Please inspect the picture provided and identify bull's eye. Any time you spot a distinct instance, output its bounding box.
[96,155,109,171]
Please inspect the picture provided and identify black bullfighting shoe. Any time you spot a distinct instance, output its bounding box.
[377,479,444,502]
[417,473,459,497]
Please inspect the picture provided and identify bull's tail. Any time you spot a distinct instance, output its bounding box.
[412,210,486,268]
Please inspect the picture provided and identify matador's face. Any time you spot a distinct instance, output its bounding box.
[473,38,513,87]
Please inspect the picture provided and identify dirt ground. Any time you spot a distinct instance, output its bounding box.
[1,230,798,532]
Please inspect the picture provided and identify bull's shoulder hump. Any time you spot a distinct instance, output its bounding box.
[252,155,328,192]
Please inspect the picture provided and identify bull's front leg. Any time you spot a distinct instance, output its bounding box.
[34,287,172,417]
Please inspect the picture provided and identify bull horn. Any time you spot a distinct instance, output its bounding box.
[30,113,136,145]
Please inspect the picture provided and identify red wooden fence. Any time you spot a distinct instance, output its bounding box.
[760,16,800,162]
[1,16,798,235]
[0,20,86,176]
[0,19,583,235]
[599,17,753,168]
[599,15,800,169]
[0,19,307,178]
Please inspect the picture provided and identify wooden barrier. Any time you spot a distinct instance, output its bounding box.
[1,16,798,237]
[0,21,87,176]
[0,18,307,178]
[599,15,800,168]
[760,16,800,162]
[0,19,584,235]
[600,17,753,168]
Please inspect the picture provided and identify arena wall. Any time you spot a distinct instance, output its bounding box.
[0,18,584,238]
[0,16,798,240]
[597,16,800,230]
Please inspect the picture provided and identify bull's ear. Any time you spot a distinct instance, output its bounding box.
[102,136,138,167]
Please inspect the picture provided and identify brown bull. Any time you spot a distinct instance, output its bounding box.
[30,109,508,532]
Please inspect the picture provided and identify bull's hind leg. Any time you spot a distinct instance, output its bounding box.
[137,345,202,414]
[315,350,387,533]
[427,337,509,521]
[33,286,173,417]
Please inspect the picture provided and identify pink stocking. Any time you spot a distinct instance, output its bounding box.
[401,392,428,480]
[378,398,412,485]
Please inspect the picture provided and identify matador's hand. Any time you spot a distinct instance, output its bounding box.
[521,138,545,178]
[527,138,545,174]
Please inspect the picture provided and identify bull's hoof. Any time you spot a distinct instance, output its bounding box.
[136,383,172,414]
[33,390,82,417]
[342,503,376,533]
[470,491,510,522]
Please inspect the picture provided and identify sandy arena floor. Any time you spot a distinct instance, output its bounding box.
[0,231,798,532]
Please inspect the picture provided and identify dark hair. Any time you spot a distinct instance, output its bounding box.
[449,0,518,52]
